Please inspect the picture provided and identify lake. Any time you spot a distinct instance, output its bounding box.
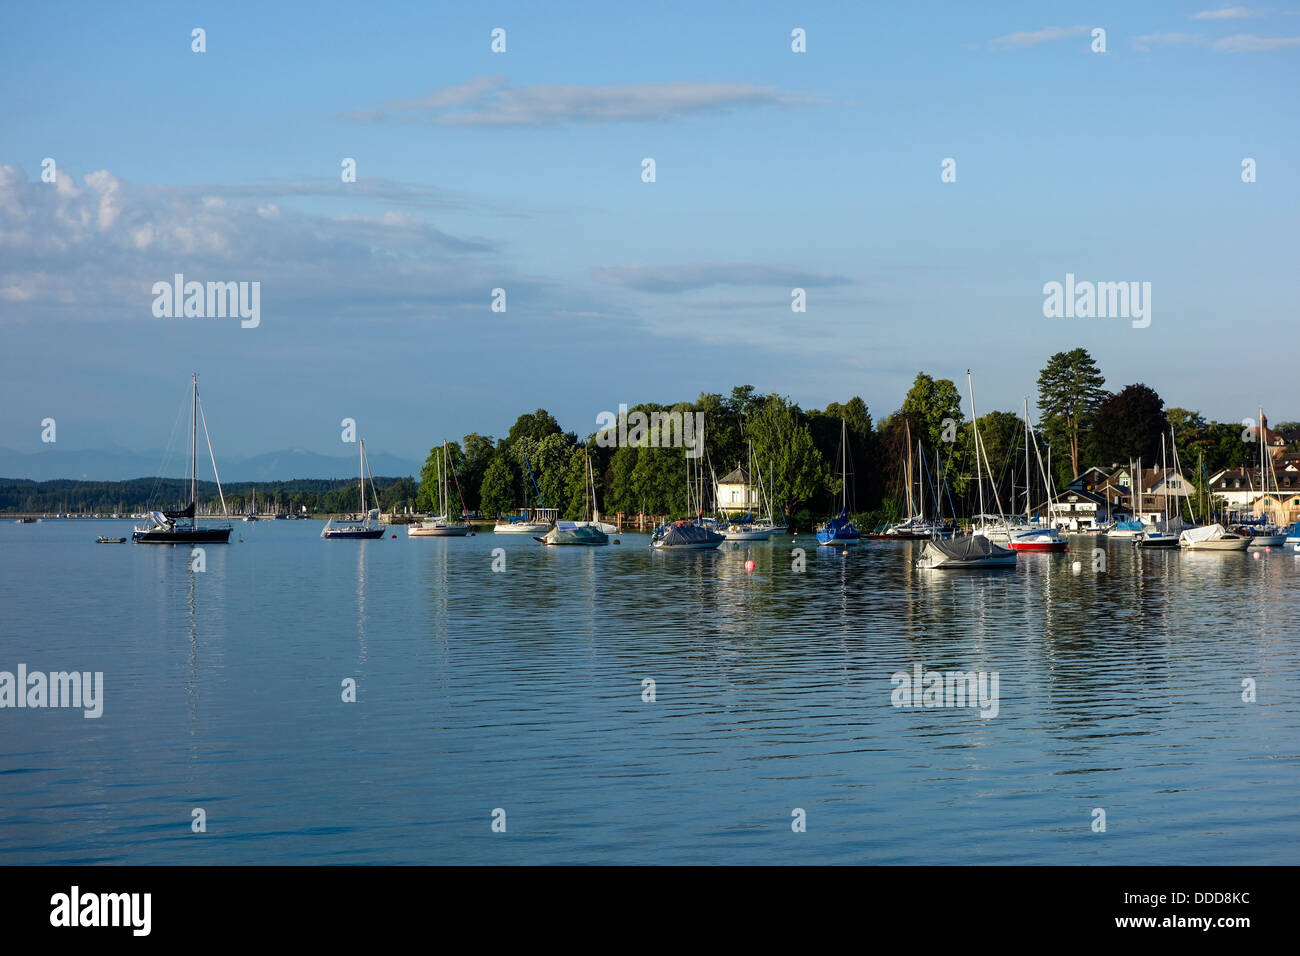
[2,519,1297,864]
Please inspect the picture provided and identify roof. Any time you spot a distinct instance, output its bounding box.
[1207,467,1300,493]
[716,466,749,485]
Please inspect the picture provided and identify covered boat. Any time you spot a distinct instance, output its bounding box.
[1178,524,1250,551]
[915,535,1017,569]
[536,520,608,546]
[651,520,724,550]
[816,508,861,546]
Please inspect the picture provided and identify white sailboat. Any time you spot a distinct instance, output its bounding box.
[1244,407,1286,547]
[572,445,618,535]
[409,441,470,537]
[493,456,556,534]
[719,442,775,540]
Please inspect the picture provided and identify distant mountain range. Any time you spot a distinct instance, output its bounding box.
[0,446,422,482]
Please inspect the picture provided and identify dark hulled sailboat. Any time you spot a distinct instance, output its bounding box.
[133,374,232,544]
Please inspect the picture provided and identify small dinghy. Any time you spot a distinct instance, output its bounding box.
[96,536,127,544]
[916,535,1017,569]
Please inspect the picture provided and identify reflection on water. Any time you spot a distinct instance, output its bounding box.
[0,522,1296,864]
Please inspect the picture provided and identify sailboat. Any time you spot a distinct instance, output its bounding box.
[133,374,233,544]
[1136,433,1180,548]
[320,439,386,539]
[919,372,1015,568]
[573,445,618,535]
[243,487,259,522]
[1241,407,1286,548]
[408,441,470,537]
[1004,400,1068,552]
[869,424,955,539]
[719,442,776,540]
[493,456,556,533]
[1107,459,1147,539]
[816,418,861,546]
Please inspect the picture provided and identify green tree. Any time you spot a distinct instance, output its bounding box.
[456,433,497,511]
[1091,384,1169,466]
[746,394,830,514]
[479,456,515,519]
[900,373,964,452]
[1036,349,1106,479]
[505,409,563,448]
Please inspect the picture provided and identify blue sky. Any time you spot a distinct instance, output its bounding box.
[2,1,1297,468]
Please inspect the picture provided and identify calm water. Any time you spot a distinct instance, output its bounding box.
[2,519,1297,865]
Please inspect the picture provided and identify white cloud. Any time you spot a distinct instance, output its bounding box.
[1212,32,1300,49]
[1191,6,1263,19]
[593,262,852,293]
[0,166,529,325]
[989,25,1091,49]
[347,76,818,127]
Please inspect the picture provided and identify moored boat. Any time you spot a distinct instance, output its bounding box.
[409,441,471,537]
[916,535,1017,569]
[1178,524,1250,551]
[133,374,233,545]
[321,439,386,539]
[536,520,609,546]
[816,419,861,546]
[651,519,724,550]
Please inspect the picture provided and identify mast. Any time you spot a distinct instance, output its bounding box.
[841,418,848,510]
[1023,397,1031,523]
[904,421,914,519]
[967,371,985,526]
[1161,433,1169,529]
[359,439,366,513]
[191,373,198,513]
[1259,406,1266,523]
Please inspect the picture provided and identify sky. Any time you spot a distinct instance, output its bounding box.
[1,1,1297,471]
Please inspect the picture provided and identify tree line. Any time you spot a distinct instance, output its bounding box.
[418,349,1296,530]
[6,350,1292,526]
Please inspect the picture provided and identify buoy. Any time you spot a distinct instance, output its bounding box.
[744,559,755,572]
[1252,551,1261,559]
[391,534,396,538]
[613,539,620,545]
[1071,561,1081,573]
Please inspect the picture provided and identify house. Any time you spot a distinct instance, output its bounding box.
[1059,464,1195,528]
[1244,414,1290,460]
[1206,466,1300,523]
[714,466,762,514]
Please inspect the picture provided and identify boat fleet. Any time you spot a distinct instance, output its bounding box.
[55,375,1298,564]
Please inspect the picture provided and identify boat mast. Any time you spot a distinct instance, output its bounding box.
[191,373,198,515]
[904,420,914,519]
[967,371,985,526]
[1259,406,1266,523]
[841,418,848,511]
[1023,397,1031,524]
[1161,433,1169,529]
[359,439,366,513]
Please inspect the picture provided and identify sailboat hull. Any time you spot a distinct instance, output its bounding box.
[133,527,231,544]
[407,524,470,537]
[321,527,385,539]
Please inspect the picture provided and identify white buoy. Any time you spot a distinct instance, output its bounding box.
[1071,561,1081,573]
